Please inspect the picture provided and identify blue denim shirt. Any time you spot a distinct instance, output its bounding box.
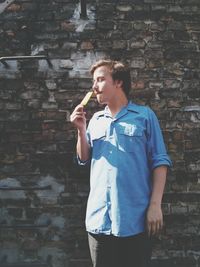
[80,102,172,237]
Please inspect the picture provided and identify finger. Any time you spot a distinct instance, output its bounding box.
[76,111,86,116]
[147,221,153,237]
[70,113,82,122]
[151,222,157,236]
[74,104,84,112]
[156,216,163,230]
[70,115,85,123]
[70,111,86,120]
[154,221,160,235]
[158,219,164,233]
[160,218,163,229]
[154,219,163,235]
[149,219,160,236]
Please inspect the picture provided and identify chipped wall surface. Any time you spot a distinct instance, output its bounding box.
[0,0,15,14]
[0,0,200,266]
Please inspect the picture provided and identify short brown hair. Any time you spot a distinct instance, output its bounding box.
[90,59,131,98]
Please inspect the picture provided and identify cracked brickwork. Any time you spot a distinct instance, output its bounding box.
[0,0,200,266]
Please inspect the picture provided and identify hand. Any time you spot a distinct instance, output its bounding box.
[146,202,163,237]
[70,105,86,131]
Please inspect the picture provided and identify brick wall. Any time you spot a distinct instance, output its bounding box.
[0,0,199,266]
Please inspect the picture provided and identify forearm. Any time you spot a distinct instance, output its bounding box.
[70,104,90,162]
[150,165,167,206]
[76,129,90,162]
[146,165,168,235]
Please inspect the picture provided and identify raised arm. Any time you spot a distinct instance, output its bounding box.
[70,105,90,162]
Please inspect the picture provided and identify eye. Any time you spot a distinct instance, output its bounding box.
[97,77,105,82]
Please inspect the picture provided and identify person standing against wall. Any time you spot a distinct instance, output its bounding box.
[70,59,172,267]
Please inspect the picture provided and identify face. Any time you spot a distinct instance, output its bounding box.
[92,66,120,105]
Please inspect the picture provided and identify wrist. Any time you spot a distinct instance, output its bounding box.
[149,200,162,207]
[78,128,86,136]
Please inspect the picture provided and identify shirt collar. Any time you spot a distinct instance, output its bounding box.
[115,102,140,121]
[96,101,140,120]
[126,101,140,113]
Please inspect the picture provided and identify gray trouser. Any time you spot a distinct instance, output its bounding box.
[88,232,152,267]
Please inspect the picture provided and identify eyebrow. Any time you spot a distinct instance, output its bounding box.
[93,75,105,82]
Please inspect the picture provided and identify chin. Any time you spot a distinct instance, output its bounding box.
[97,95,104,103]
[98,99,107,105]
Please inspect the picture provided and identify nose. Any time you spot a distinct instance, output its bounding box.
[92,81,98,92]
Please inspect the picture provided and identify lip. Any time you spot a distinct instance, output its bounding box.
[94,91,103,95]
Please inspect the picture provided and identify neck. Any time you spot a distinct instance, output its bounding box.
[108,95,128,117]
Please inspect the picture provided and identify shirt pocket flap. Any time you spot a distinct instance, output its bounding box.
[118,124,143,137]
[117,124,143,152]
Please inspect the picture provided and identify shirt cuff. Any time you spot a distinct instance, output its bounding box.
[151,154,172,170]
[77,155,89,166]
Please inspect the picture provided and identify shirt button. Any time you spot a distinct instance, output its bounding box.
[109,151,112,154]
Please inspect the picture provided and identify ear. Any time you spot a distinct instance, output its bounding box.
[115,80,123,88]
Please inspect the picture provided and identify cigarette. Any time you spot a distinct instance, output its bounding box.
[80,91,94,106]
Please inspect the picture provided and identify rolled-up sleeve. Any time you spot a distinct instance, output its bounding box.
[147,108,172,170]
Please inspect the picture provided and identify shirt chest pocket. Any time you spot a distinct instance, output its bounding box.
[91,130,107,158]
[117,126,143,152]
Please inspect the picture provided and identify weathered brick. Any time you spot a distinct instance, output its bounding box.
[112,40,127,49]
[116,5,132,12]
[0,0,199,266]
[130,58,146,69]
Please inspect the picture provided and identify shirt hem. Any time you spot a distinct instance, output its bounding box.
[86,228,145,237]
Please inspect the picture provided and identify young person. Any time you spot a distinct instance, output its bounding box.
[70,59,172,267]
